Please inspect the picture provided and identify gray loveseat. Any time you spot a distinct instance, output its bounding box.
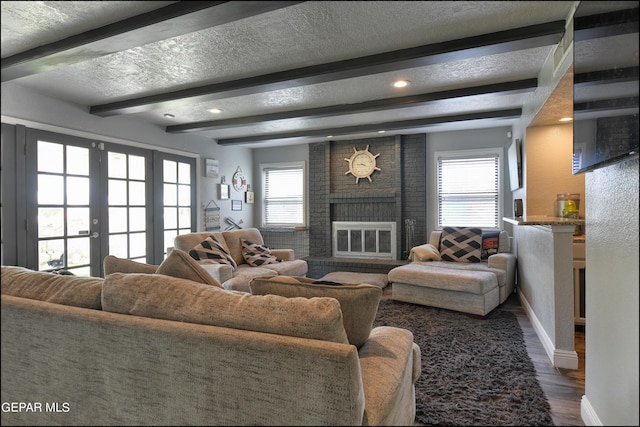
[172,228,308,292]
[1,265,420,426]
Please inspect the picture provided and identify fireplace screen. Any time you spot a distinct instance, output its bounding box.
[333,222,396,259]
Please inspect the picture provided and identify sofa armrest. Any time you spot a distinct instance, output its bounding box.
[487,252,516,271]
[488,252,516,286]
[198,263,234,284]
[358,326,419,426]
[271,249,295,261]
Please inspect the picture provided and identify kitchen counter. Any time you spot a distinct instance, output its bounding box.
[502,215,581,369]
[504,216,586,242]
[504,215,585,226]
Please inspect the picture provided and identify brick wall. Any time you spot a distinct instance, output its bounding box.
[308,134,426,272]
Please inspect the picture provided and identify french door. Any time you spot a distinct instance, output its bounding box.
[24,128,195,276]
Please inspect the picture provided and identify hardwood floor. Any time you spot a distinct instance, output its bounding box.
[502,292,585,426]
[382,285,585,426]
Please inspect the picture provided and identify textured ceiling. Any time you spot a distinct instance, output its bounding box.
[1,1,637,147]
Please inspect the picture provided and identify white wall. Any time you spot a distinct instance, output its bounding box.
[252,144,310,227]
[426,126,514,233]
[1,82,254,229]
[511,6,638,422]
[582,158,639,426]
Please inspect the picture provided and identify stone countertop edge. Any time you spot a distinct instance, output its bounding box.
[503,216,586,242]
[503,216,585,226]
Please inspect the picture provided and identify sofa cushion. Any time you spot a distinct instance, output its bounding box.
[249,276,382,348]
[260,259,309,277]
[156,249,223,288]
[481,230,501,259]
[103,255,158,275]
[220,268,282,293]
[1,265,103,309]
[409,243,441,261]
[242,239,282,267]
[439,227,482,263]
[102,273,349,344]
[188,234,238,271]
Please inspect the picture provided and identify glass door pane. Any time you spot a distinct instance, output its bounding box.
[161,158,193,257]
[107,151,149,264]
[32,138,94,276]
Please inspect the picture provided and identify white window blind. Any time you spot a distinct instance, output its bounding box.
[437,153,499,228]
[263,164,304,227]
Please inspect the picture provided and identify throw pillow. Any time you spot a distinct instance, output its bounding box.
[439,226,483,263]
[249,276,382,348]
[409,243,441,261]
[481,230,501,259]
[241,239,282,267]
[189,234,237,271]
[102,273,349,345]
[156,249,222,288]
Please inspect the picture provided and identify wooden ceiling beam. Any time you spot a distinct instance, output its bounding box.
[166,79,537,133]
[215,108,523,145]
[90,21,565,117]
[1,1,305,82]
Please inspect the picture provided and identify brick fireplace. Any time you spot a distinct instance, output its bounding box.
[305,134,427,278]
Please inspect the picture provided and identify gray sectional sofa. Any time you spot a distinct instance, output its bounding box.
[1,264,420,426]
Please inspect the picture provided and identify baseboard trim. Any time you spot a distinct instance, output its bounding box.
[518,291,579,369]
[581,395,602,426]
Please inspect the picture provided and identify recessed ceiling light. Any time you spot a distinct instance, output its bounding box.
[559,117,573,122]
[208,108,223,114]
[392,79,410,88]
[163,113,175,118]
[377,130,386,134]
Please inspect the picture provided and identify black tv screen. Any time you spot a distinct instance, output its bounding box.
[573,4,639,174]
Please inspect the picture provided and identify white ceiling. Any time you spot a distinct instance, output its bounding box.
[1,1,637,148]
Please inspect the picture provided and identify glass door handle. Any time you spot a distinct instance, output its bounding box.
[91,232,100,239]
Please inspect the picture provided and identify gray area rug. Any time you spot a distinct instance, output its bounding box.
[374,299,555,426]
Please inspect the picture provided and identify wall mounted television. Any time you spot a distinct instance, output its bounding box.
[572,4,639,174]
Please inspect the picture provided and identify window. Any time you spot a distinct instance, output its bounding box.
[435,149,501,229]
[261,162,305,227]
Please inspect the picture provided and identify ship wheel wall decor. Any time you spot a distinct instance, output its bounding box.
[344,145,381,183]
